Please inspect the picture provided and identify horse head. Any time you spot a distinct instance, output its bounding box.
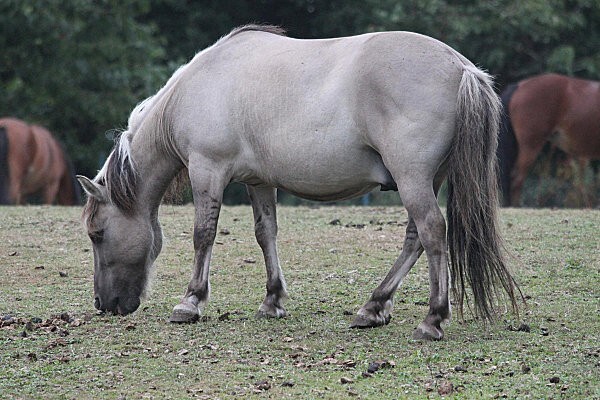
[77,163,162,315]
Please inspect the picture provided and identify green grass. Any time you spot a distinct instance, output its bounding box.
[0,205,598,399]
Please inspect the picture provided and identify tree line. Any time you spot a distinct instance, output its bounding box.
[1,0,598,203]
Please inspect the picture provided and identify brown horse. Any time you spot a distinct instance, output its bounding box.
[0,117,80,205]
[498,73,600,206]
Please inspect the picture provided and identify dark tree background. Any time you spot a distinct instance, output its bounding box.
[1,0,599,205]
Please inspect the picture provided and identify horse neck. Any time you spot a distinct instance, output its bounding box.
[130,131,183,215]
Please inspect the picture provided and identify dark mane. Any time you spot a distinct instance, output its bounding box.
[82,137,138,227]
[226,24,287,39]
[104,144,138,212]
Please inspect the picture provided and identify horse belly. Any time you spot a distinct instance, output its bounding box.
[248,145,393,201]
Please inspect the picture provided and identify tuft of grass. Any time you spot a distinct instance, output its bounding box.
[0,205,598,399]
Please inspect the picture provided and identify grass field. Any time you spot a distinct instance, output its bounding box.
[1,205,598,399]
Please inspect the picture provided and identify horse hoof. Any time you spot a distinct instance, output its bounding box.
[412,323,443,341]
[256,306,287,319]
[169,304,200,323]
[350,314,390,329]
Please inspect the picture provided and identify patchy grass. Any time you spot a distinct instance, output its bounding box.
[0,205,598,399]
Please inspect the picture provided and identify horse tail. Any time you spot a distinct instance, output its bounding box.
[497,83,519,206]
[446,66,521,321]
[0,126,10,204]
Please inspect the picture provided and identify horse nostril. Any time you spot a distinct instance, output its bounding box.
[94,297,101,310]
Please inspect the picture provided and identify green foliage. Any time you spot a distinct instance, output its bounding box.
[369,0,600,86]
[0,0,166,176]
[1,0,599,203]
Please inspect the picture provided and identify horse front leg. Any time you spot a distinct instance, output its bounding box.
[247,185,288,318]
[170,169,225,323]
[351,218,423,328]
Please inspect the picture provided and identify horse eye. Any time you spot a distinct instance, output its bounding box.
[89,230,105,244]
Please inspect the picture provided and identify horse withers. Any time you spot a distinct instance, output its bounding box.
[0,117,80,205]
[498,73,600,206]
[78,25,520,341]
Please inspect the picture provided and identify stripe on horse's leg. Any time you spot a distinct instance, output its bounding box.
[247,185,288,318]
[351,218,423,328]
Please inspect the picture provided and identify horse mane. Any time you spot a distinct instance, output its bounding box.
[221,24,286,41]
[82,134,137,228]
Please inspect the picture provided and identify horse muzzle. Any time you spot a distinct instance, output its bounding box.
[94,295,140,316]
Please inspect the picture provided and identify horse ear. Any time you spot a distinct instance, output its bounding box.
[77,175,108,202]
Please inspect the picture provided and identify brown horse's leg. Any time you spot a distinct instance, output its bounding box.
[9,173,23,204]
[510,143,543,206]
[247,185,288,318]
[42,180,60,204]
[572,158,592,207]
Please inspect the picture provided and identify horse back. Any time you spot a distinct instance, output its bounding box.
[172,30,467,197]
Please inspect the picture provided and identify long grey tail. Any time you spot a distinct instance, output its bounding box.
[0,126,10,204]
[446,66,521,320]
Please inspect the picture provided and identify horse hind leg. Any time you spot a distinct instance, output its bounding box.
[352,171,449,341]
[572,158,593,207]
[42,179,61,204]
[247,185,288,318]
[351,217,423,328]
[510,142,544,207]
[402,179,450,340]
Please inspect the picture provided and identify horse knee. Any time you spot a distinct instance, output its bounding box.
[415,211,446,252]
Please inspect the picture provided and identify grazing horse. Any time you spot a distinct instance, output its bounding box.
[77,25,520,341]
[498,74,600,206]
[0,118,80,205]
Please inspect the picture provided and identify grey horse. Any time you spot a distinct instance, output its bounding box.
[78,25,519,341]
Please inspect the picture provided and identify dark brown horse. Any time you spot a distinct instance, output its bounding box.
[0,117,80,205]
[498,73,600,206]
